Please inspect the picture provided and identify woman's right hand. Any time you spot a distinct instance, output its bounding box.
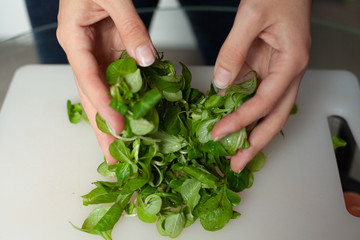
[57,0,156,163]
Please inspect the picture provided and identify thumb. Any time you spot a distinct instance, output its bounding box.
[96,0,155,67]
[213,5,264,89]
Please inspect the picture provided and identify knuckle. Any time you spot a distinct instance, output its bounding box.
[243,93,274,118]
[56,26,65,47]
[247,144,260,161]
[288,33,312,71]
[219,44,247,68]
[255,92,273,114]
[272,110,288,129]
[239,2,264,25]
[293,45,311,71]
[120,18,146,40]
[56,11,64,45]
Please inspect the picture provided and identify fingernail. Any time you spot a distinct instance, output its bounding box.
[136,43,155,67]
[106,121,117,135]
[237,167,245,173]
[214,67,232,89]
[213,133,226,142]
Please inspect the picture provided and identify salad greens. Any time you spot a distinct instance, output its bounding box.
[67,99,88,124]
[68,51,266,239]
[332,135,347,150]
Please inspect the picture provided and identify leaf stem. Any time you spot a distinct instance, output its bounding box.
[100,231,112,240]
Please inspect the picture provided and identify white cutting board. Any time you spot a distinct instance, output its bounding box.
[0,65,359,239]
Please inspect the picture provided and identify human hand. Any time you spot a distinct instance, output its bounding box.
[57,0,156,163]
[211,0,312,172]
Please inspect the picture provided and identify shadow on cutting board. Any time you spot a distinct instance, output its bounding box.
[328,115,360,217]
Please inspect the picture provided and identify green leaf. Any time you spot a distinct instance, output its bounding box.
[151,59,176,76]
[246,151,266,172]
[137,204,157,223]
[205,95,225,109]
[143,194,162,215]
[199,187,233,231]
[225,188,241,207]
[109,85,128,115]
[132,89,162,119]
[243,139,250,149]
[226,167,250,193]
[81,186,120,206]
[105,58,137,84]
[180,179,202,212]
[122,177,148,192]
[187,146,203,160]
[116,163,131,187]
[163,105,181,135]
[188,88,204,104]
[125,202,136,215]
[219,128,247,155]
[149,164,165,187]
[202,140,230,156]
[162,90,183,102]
[168,179,184,192]
[81,205,111,232]
[97,161,117,178]
[183,207,196,228]
[131,138,141,162]
[226,71,257,96]
[152,74,184,93]
[150,109,161,135]
[197,119,218,144]
[75,194,131,238]
[224,93,236,111]
[91,204,122,232]
[231,211,241,219]
[67,100,83,124]
[180,62,192,102]
[156,216,168,237]
[139,184,157,197]
[151,130,187,154]
[128,116,155,136]
[248,171,254,188]
[157,213,186,238]
[290,104,298,115]
[124,68,142,93]
[109,139,132,165]
[120,50,131,59]
[155,192,183,206]
[90,191,132,233]
[96,113,112,135]
[182,165,218,188]
[120,162,150,192]
[332,135,347,150]
[123,116,135,137]
[94,181,120,189]
[206,83,216,97]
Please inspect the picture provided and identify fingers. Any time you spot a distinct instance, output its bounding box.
[57,0,125,134]
[213,2,267,89]
[210,0,311,172]
[212,37,309,140]
[78,80,119,164]
[94,0,155,67]
[230,75,302,172]
[57,0,153,164]
[212,54,293,139]
[67,43,125,135]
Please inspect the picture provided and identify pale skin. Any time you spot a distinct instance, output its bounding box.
[57,0,312,172]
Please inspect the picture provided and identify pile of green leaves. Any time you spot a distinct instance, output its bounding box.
[68,51,266,240]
